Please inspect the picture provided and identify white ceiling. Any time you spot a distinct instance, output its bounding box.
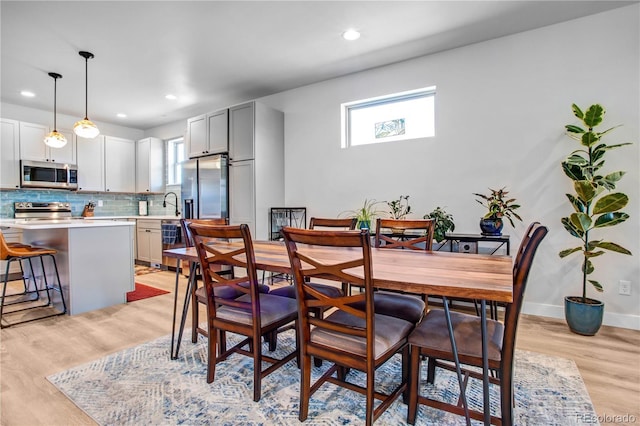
[1,1,634,131]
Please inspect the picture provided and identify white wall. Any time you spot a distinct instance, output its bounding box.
[262,5,640,329]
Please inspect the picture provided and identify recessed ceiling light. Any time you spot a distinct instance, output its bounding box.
[165,94,177,100]
[342,29,361,41]
[116,113,127,118]
[21,90,35,97]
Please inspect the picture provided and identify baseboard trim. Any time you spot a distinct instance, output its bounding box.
[523,302,640,330]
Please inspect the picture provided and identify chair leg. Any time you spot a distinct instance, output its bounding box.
[407,347,421,425]
[206,324,217,383]
[45,254,67,314]
[426,357,436,384]
[253,333,262,402]
[298,353,312,422]
[191,279,199,343]
[500,369,514,426]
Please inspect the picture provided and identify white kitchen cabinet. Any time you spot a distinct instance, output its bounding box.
[104,136,135,193]
[229,102,255,161]
[136,219,162,266]
[187,109,229,158]
[187,114,207,158]
[229,160,256,236]
[228,101,284,240]
[207,109,229,154]
[19,121,76,164]
[76,135,105,191]
[1,118,20,189]
[136,137,164,193]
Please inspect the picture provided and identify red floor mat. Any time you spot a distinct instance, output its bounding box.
[127,283,170,302]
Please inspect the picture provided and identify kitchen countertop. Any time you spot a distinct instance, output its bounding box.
[0,219,136,230]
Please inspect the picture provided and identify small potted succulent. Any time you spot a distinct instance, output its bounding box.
[473,187,522,235]
[424,206,455,244]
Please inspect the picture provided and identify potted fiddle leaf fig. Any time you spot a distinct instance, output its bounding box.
[559,103,632,336]
[473,187,522,235]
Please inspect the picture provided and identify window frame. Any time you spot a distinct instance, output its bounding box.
[166,137,184,185]
[341,86,436,148]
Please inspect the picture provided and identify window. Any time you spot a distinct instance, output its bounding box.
[342,87,436,148]
[167,137,184,185]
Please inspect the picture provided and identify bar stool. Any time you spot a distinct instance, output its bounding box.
[0,231,67,328]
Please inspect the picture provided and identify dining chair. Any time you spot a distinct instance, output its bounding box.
[406,222,548,426]
[0,231,67,328]
[189,222,298,402]
[348,218,434,322]
[375,218,435,251]
[181,218,264,342]
[282,226,412,425]
[269,217,354,362]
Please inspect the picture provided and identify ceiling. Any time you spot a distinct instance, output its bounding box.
[1,1,634,131]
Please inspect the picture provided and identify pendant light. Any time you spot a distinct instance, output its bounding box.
[44,72,68,148]
[73,51,100,138]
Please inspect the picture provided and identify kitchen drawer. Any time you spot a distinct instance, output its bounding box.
[137,219,162,230]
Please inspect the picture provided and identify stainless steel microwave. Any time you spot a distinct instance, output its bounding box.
[20,160,78,190]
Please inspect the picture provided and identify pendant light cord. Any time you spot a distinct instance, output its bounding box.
[84,56,88,120]
[53,76,58,130]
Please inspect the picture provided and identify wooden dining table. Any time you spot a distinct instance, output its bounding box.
[164,239,513,426]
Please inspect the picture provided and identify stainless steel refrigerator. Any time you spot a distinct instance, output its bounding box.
[180,154,228,219]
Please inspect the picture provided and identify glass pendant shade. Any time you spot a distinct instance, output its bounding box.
[44,72,67,148]
[74,51,99,139]
[73,118,100,138]
[44,130,68,148]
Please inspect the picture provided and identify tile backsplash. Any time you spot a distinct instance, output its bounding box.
[0,189,180,218]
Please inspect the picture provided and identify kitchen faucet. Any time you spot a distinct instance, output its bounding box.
[162,192,180,217]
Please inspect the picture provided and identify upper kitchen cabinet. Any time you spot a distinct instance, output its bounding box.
[76,135,105,192]
[187,109,228,158]
[229,102,255,162]
[19,121,76,164]
[104,136,135,193]
[1,118,20,189]
[228,101,284,240]
[136,137,164,193]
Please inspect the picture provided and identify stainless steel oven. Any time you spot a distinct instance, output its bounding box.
[20,160,78,190]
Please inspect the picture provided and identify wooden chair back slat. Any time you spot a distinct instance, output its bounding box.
[375,218,435,251]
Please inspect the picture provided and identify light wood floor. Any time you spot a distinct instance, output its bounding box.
[1,270,638,425]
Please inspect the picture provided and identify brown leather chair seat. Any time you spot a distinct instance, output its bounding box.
[409,309,504,365]
[270,282,343,300]
[194,281,270,303]
[349,290,425,324]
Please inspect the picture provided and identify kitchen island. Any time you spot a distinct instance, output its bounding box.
[0,219,135,315]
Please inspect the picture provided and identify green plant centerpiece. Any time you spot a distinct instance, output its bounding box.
[559,103,632,336]
[342,199,384,230]
[386,195,411,220]
[424,206,455,243]
[473,187,522,235]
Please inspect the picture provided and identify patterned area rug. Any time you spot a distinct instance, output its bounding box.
[47,330,598,425]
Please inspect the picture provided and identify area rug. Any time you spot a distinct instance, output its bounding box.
[47,330,598,425]
[126,283,170,302]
